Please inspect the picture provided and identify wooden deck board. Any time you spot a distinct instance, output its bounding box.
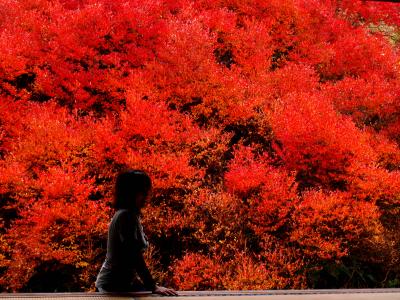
[1,289,400,299]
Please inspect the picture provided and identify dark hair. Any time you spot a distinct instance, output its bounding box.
[113,169,152,210]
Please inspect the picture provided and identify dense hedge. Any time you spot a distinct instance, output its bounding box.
[0,0,400,292]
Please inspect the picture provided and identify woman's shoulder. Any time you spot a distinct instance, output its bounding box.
[114,209,139,224]
[115,208,130,215]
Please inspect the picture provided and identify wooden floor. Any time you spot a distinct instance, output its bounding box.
[1,289,400,300]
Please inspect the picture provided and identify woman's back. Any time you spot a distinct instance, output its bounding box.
[106,209,143,265]
[95,208,150,291]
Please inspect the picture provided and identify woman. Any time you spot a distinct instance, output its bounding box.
[95,170,178,296]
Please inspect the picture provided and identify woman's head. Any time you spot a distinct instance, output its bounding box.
[113,169,152,211]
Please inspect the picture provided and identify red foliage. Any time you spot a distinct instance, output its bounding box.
[321,74,399,129]
[0,0,400,292]
[1,165,109,290]
[171,253,225,290]
[0,0,169,113]
[225,144,299,233]
[291,190,382,261]
[333,0,400,27]
[270,88,377,190]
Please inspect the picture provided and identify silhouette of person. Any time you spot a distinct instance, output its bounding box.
[95,170,178,296]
